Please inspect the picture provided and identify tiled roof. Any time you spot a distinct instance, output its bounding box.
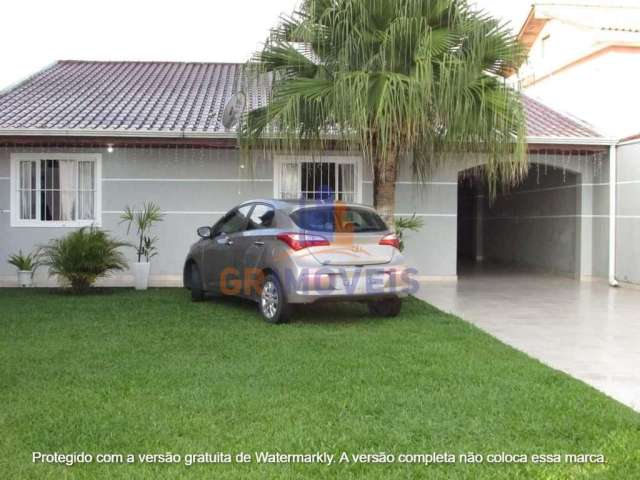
[0,61,269,135]
[522,95,601,138]
[0,60,601,140]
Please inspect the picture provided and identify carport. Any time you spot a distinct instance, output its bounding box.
[455,148,610,280]
[458,161,581,278]
[420,140,640,412]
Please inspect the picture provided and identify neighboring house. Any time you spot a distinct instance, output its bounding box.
[0,60,629,286]
[512,2,640,285]
[514,2,640,138]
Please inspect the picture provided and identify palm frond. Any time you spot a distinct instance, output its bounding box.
[240,0,528,203]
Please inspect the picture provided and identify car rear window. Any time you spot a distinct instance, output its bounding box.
[290,206,388,233]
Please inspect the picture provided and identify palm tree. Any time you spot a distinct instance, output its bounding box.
[240,0,528,225]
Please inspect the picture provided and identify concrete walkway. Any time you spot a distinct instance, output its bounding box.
[416,265,640,411]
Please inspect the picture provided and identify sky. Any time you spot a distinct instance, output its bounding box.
[0,0,533,90]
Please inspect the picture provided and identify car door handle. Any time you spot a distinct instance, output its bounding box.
[225,238,234,246]
[253,241,265,246]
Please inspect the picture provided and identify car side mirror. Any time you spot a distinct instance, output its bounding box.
[197,226,212,239]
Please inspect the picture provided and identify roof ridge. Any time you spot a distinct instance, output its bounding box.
[58,59,245,66]
[535,3,640,11]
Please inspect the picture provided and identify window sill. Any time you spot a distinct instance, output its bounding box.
[10,220,101,228]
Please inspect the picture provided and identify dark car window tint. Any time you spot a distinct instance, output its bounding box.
[290,206,387,233]
[249,204,275,230]
[216,205,251,235]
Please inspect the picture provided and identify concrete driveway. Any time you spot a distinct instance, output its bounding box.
[416,265,640,411]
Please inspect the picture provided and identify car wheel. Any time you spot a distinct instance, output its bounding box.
[260,274,291,324]
[190,263,205,302]
[367,297,402,317]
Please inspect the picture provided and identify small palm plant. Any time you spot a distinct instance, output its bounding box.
[120,202,164,290]
[8,249,42,286]
[8,249,41,272]
[120,202,164,262]
[394,214,425,252]
[40,226,129,292]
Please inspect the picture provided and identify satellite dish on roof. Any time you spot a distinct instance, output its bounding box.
[222,92,247,129]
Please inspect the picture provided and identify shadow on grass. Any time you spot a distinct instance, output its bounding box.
[205,292,382,325]
[19,287,120,297]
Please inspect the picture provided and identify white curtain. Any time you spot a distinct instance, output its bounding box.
[339,163,356,202]
[279,162,299,199]
[19,161,35,219]
[77,161,95,219]
[58,160,76,221]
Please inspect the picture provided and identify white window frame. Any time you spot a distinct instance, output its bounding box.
[10,153,102,227]
[273,155,363,203]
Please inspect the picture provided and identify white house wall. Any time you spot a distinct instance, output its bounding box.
[524,50,640,138]
[0,146,615,286]
[616,141,640,285]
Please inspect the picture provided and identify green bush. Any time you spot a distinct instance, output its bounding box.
[41,227,129,292]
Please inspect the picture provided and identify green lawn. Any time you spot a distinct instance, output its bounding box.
[1,289,638,479]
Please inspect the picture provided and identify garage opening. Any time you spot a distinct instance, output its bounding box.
[457,163,581,278]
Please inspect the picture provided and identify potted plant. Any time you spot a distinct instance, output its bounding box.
[394,214,424,252]
[120,202,164,290]
[40,227,129,293]
[8,249,41,287]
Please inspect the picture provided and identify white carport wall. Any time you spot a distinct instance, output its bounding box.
[609,144,618,287]
[528,136,619,286]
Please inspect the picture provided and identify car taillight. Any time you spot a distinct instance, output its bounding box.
[379,233,400,249]
[277,232,330,251]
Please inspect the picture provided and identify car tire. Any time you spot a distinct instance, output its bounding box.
[259,274,291,324]
[367,297,402,317]
[190,263,206,302]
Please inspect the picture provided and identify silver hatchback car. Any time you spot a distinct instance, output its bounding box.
[183,199,412,323]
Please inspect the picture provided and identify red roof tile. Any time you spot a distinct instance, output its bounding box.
[0,60,601,140]
[522,94,601,138]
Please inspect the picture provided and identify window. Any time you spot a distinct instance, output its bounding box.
[541,34,550,59]
[11,153,101,227]
[214,205,252,236]
[248,204,275,229]
[274,157,361,203]
[290,206,387,233]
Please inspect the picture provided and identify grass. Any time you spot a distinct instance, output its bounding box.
[1,289,639,479]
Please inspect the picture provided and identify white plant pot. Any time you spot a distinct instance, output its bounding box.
[133,262,151,290]
[17,270,33,287]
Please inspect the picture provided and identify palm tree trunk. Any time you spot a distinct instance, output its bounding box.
[372,148,399,228]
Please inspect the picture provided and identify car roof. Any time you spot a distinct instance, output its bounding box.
[238,198,376,213]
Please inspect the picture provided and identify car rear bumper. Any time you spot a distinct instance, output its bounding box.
[281,266,415,304]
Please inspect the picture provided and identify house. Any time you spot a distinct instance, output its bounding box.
[515,2,640,138]
[512,2,640,285]
[0,60,630,286]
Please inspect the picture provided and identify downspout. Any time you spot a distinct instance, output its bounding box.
[609,144,619,287]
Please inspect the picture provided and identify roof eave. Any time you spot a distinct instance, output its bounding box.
[526,136,617,146]
[0,129,616,146]
[0,128,238,139]
[517,6,550,53]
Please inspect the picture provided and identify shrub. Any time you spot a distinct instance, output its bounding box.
[8,249,41,272]
[41,227,129,292]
